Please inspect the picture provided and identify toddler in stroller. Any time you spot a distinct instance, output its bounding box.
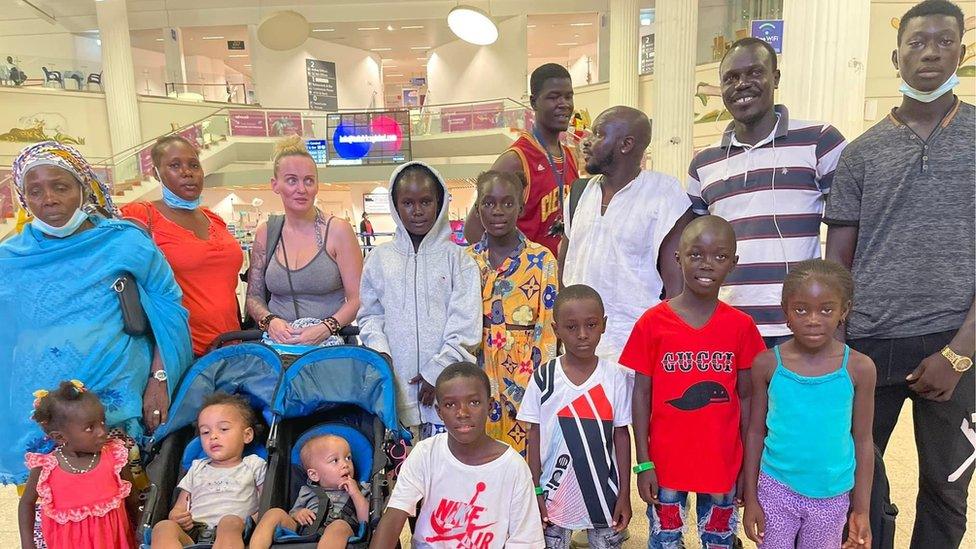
[250,433,368,548]
[150,393,266,549]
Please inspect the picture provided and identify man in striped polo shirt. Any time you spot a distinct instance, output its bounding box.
[687,37,847,347]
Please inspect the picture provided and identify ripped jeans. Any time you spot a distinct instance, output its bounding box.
[648,486,738,548]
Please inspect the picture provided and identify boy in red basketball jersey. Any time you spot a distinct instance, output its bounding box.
[463,63,579,256]
[620,216,764,549]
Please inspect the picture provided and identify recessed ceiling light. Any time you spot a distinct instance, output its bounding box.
[556,42,579,46]
[228,54,248,58]
[527,24,536,28]
[386,73,403,77]
[416,57,429,60]
[155,38,164,42]
[313,28,335,32]
[370,47,392,51]
[400,25,424,29]
[202,36,225,40]
[410,46,430,50]
[386,24,394,31]
[244,64,252,67]
[358,27,380,31]
[569,22,593,27]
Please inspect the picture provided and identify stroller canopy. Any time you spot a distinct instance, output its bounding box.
[153,343,282,442]
[272,346,410,440]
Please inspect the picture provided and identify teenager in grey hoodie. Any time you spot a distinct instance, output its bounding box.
[358,161,481,434]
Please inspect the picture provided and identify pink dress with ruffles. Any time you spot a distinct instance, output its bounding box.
[26,438,136,549]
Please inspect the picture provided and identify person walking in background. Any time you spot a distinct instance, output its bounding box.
[360,212,375,254]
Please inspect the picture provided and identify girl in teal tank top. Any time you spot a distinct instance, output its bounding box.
[741,260,878,549]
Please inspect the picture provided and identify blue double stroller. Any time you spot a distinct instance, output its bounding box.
[138,330,409,548]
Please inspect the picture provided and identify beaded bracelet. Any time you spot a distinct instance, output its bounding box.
[323,316,341,335]
[535,486,544,496]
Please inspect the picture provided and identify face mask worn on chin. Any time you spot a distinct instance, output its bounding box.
[899,73,960,103]
[30,207,89,238]
[157,168,201,210]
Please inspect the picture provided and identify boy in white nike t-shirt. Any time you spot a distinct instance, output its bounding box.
[370,362,544,549]
[517,285,632,548]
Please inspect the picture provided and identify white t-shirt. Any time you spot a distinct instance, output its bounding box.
[516,358,632,530]
[177,454,266,527]
[387,433,544,548]
[563,171,691,362]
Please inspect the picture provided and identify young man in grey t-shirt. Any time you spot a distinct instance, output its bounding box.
[825,2,975,547]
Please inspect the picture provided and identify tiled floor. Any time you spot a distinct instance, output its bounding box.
[1,402,972,548]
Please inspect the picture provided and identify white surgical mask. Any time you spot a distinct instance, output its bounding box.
[31,207,89,238]
[899,73,960,103]
[156,167,201,210]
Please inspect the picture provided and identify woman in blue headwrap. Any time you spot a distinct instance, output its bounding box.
[0,141,192,486]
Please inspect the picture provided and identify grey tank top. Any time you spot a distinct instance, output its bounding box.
[266,218,345,322]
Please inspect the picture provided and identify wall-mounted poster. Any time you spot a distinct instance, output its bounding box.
[306,59,338,111]
[229,110,268,137]
[267,112,303,136]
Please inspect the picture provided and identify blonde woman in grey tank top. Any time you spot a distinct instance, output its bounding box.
[246,137,363,346]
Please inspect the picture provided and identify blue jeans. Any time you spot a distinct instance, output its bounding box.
[648,487,738,548]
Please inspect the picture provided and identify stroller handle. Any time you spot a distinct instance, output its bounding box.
[207,326,361,352]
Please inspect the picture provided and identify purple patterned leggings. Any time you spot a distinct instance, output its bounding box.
[757,473,849,549]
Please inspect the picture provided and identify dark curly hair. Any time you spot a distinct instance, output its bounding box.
[32,380,103,433]
[436,362,491,399]
[200,392,258,430]
[781,259,854,307]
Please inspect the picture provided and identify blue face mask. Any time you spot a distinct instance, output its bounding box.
[31,207,89,238]
[157,167,201,210]
[899,73,960,103]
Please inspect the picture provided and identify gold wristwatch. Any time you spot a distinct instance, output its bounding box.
[941,346,974,373]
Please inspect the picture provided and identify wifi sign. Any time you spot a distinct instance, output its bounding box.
[751,19,784,54]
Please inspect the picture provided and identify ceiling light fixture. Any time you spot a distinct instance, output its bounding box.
[569,22,593,27]
[447,5,498,46]
[202,36,225,40]
[386,24,394,31]
[228,54,249,58]
[527,24,536,28]
[370,47,392,51]
[400,25,424,29]
[155,38,164,42]
[556,42,579,46]
[416,57,429,60]
[313,28,335,32]
[386,73,403,77]
[410,46,430,50]
[358,27,380,31]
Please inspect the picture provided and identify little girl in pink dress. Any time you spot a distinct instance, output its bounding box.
[19,380,137,549]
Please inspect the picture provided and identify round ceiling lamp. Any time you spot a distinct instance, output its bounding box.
[447,5,498,46]
[257,10,310,51]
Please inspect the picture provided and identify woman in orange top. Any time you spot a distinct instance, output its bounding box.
[122,135,243,356]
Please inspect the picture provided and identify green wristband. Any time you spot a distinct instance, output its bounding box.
[535,486,544,496]
[633,461,655,474]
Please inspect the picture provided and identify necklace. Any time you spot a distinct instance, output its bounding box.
[56,446,98,474]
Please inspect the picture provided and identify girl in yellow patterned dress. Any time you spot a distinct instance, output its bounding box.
[467,170,558,455]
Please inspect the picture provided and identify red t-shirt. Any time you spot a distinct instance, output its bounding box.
[508,133,579,257]
[122,203,244,355]
[619,301,765,493]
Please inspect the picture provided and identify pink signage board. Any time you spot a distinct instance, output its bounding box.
[229,110,268,137]
[267,112,303,137]
[440,106,472,133]
[138,146,154,178]
[178,124,202,147]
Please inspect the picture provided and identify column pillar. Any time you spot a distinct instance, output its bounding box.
[779,0,870,139]
[162,27,187,95]
[650,0,697,180]
[596,12,610,84]
[608,0,639,108]
[95,0,142,155]
[247,24,261,105]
